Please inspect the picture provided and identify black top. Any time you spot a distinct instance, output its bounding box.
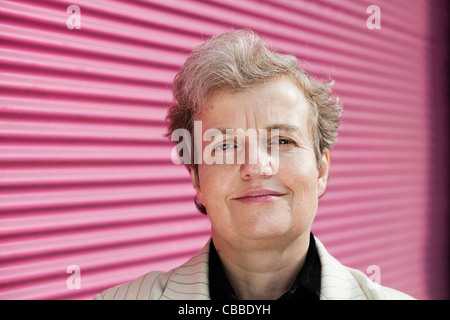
[208,233,321,300]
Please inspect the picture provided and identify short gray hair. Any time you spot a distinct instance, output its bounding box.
[165,29,342,213]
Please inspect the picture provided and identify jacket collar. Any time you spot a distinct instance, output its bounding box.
[160,237,367,300]
[161,240,211,300]
[314,237,366,300]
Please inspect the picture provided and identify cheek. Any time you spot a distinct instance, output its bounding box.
[280,160,319,213]
[280,153,318,185]
[197,166,238,236]
[197,165,235,209]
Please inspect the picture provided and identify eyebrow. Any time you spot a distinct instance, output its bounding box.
[207,124,306,144]
[264,124,301,133]
[213,124,301,134]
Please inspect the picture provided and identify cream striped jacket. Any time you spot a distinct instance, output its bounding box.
[94,237,414,300]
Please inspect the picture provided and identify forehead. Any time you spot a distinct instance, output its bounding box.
[199,76,311,135]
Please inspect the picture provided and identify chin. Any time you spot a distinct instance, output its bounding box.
[237,221,294,242]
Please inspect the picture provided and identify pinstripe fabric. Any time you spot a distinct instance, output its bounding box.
[94,237,414,300]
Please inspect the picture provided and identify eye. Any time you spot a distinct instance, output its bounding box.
[278,139,293,145]
[215,143,234,151]
[272,138,294,145]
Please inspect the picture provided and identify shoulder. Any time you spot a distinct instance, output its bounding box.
[314,236,415,300]
[94,240,211,300]
[346,267,415,300]
[93,270,170,300]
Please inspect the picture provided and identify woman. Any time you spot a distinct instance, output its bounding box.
[95,29,413,300]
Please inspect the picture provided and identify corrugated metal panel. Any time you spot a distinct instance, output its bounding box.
[0,0,447,300]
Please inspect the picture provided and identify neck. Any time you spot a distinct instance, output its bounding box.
[211,231,310,300]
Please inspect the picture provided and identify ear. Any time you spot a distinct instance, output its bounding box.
[317,150,330,198]
[189,167,202,199]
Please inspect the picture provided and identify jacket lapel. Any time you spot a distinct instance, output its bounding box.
[315,237,367,300]
[161,237,368,300]
[160,240,211,300]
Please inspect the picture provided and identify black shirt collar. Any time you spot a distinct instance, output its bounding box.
[208,233,321,300]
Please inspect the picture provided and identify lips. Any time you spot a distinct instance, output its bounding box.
[233,189,286,204]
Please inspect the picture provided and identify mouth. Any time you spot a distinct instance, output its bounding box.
[233,189,287,204]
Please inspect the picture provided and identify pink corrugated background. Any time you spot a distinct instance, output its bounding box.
[0,0,448,300]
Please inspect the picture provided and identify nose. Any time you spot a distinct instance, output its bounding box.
[239,144,277,180]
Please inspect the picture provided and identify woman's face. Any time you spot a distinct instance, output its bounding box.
[192,76,329,248]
